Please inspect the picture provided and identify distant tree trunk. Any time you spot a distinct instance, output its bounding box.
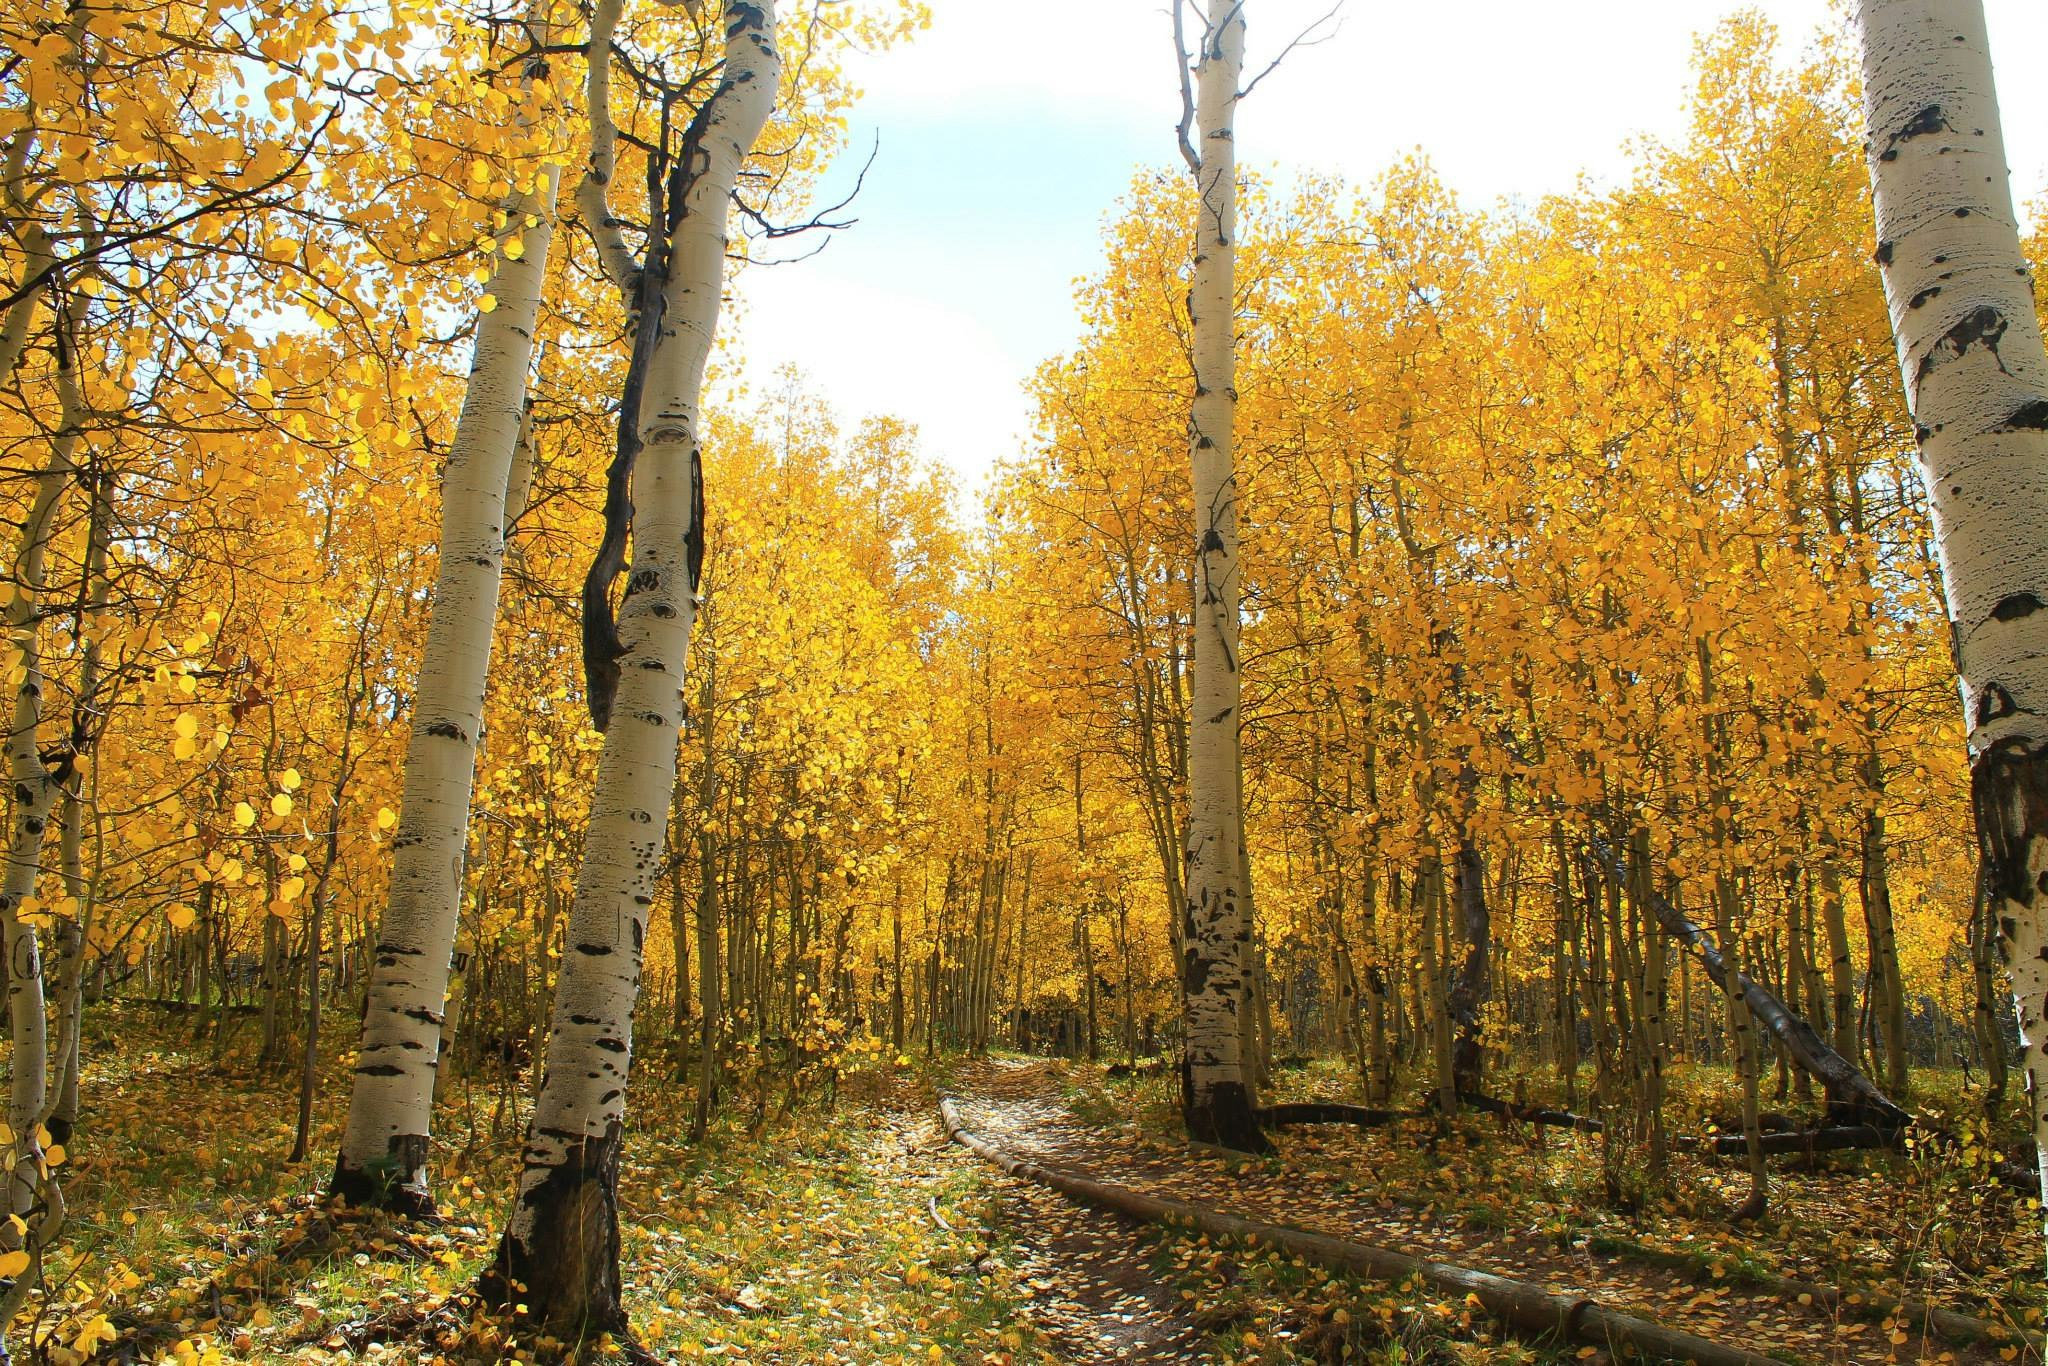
[1446,835,1490,1095]
[1175,0,1264,1155]
[1081,906,1099,1062]
[890,871,905,1052]
[690,643,721,1144]
[332,0,565,1214]
[1859,796,1910,1098]
[1970,872,2009,1102]
[482,0,779,1337]
[295,602,374,1165]
[1816,852,1857,1064]
[1855,0,2048,1264]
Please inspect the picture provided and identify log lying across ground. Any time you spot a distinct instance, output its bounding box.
[1256,1102,1419,1128]
[1458,1091,1607,1134]
[938,1097,1780,1366]
[1254,1086,2039,1197]
[1584,834,1911,1130]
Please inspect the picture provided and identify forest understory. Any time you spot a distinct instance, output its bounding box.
[5,1007,2035,1366]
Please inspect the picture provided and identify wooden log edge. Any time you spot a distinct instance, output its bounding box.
[937,1097,1779,1366]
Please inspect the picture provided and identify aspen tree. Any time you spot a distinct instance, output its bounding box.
[0,290,86,1329]
[1174,0,1265,1152]
[331,0,566,1213]
[482,0,780,1334]
[1854,0,2048,1254]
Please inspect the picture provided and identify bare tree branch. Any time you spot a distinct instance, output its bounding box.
[1239,0,1343,102]
[1171,0,1201,175]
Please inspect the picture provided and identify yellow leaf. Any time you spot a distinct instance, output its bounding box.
[271,793,293,818]
[281,768,302,791]
[234,802,256,829]
[376,807,398,831]
[168,903,195,930]
[0,1249,28,1278]
[478,294,498,314]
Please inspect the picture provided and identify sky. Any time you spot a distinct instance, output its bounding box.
[719,0,2048,499]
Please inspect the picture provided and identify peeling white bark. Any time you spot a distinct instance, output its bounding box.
[1177,0,1263,1151]
[332,0,564,1211]
[1854,0,2048,1274]
[490,0,779,1329]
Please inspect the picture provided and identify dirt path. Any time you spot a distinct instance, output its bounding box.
[944,1056,2015,1366]
[883,1101,1212,1362]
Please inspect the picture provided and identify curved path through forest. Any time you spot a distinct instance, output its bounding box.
[943,1056,2023,1366]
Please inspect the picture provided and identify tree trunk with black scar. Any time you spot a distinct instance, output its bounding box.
[481,0,779,1338]
[1855,0,2048,1272]
[1175,0,1265,1155]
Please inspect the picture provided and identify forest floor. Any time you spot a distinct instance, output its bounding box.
[944,1055,2045,1365]
[10,1006,2042,1365]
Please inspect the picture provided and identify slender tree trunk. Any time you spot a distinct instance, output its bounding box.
[1970,871,2010,1102]
[1859,803,1910,1097]
[1856,0,2048,1273]
[890,871,905,1052]
[690,645,721,1144]
[332,0,565,1214]
[1175,0,1263,1154]
[483,1,779,1336]
[0,291,86,1315]
[1447,834,1490,1095]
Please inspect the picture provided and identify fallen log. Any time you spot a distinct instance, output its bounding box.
[939,1097,1780,1366]
[1676,1125,1894,1158]
[1104,1060,1170,1079]
[1256,1102,1418,1128]
[1673,1124,2037,1193]
[1459,1092,1605,1133]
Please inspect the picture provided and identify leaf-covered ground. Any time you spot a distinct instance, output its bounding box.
[11,1007,2042,1365]
[985,1054,2045,1365]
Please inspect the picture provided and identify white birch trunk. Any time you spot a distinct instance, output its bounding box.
[0,294,84,1320]
[1854,0,2048,1274]
[1178,0,1265,1152]
[330,0,564,1212]
[485,0,779,1334]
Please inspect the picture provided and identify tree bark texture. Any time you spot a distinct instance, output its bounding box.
[1177,0,1265,1155]
[1855,0,2048,1270]
[333,0,566,1214]
[483,0,779,1337]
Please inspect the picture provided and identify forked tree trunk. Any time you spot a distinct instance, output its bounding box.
[1855,0,2048,1270]
[482,0,779,1338]
[331,0,565,1214]
[1176,0,1265,1154]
